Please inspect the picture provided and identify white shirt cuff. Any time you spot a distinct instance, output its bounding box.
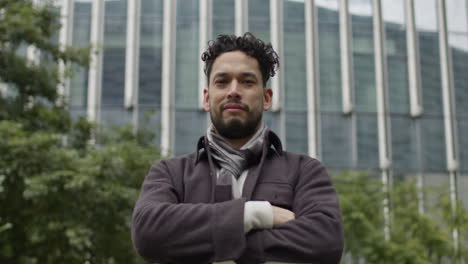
[243,201,273,233]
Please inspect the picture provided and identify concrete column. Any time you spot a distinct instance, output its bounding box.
[87,0,105,123]
[125,0,141,129]
[406,0,423,117]
[340,0,354,114]
[269,0,285,145]
[161,0,177,156]
[235,0,248,36]
[58,0,74,104]
[373,0,392,241]
[305,0,320,159]
[437,0,460,252]
[198,0,212,108]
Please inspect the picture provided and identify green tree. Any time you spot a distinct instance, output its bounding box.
[335,172,468,264]
[0,0,87,132]
[0,1,162,263]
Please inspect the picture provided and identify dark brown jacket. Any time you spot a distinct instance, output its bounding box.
[131,131,344,264]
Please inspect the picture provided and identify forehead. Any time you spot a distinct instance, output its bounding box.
[210,51,261,78]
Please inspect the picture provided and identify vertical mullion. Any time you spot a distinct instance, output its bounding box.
[87,0,105,123]
[270,0,283,112]
[270,0,285,144]
[124,0,141,129]
[406,0,425,216]
[437,0,459,172]
[58,0,74,104]
[235,0,248,35]
[373,0,391,241]
[305,0,320,159]
[198,0,212,108]
[373,0,392,170]
[340,0,354,114]
[161,0,177,156]
[406,0,423,117]
[437,0,460,252]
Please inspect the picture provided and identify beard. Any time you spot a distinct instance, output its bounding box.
[210,101,262,139]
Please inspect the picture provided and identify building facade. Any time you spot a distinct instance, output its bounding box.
[54,0,467,217]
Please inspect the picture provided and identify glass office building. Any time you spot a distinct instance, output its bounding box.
[53,0,467,217]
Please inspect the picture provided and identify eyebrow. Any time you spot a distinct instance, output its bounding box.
[212,72,258,80]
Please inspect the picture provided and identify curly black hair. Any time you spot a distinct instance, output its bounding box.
[201,32,279,87]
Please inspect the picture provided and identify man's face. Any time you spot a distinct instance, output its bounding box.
[203,51,273,139]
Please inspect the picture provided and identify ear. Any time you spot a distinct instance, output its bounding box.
[203,88,210,112]
[263,88,273,111]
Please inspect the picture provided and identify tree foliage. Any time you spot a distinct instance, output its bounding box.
[0,0,88,132]
[0,121,161,264]
[0,1,162,263]
[335,172,468,264]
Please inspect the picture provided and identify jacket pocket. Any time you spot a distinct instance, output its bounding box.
[251,183,293,210]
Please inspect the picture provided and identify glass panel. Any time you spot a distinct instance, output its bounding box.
[419,32,443,116]
[139,0,163,108]
[70,0,91,112]
[446,0,468,33]
[174,111,207,156]
[101,0,128,126]
[316,0,339,11]
[381,0,405,25]
[140,107,162,146]
[263,111,280,136]
[356,114,379,169]
[349,0,372,16]
[285,111,308,155]
[414,0,438,31]
[420,117,446,172]
[390,117,418,171]
[317,1,341,112]
[414,0,443,117]
[174,0,201,155]
[458,119,468,172]
[284,0,307,153]
[283,0,307,111]
[459,173,468,209]
[320,113,352,168]
[350,0,376,113]
[101,107,133,128]
[248,0,270,42]
[212,0,235,38]
[175,0,199,108]
[383,0,408,114]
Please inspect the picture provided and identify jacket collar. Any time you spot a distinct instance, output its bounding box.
[194,129,283,165]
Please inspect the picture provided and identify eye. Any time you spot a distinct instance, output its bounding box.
[243,79,256,85]
[214,79,227,85]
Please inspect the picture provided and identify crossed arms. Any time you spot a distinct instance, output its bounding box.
[131,158,343,264]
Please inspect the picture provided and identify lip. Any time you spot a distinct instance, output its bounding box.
[223,103,245,112]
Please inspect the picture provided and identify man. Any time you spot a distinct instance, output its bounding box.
[131,33,344,264]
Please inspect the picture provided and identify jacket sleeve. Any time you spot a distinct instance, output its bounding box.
[131,160,247,263]
[237,158,344,264]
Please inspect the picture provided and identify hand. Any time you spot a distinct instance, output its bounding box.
[272,206,295,227]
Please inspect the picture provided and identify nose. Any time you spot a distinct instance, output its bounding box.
[227,80,241,99]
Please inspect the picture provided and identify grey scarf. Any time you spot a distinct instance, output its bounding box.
[206,124,267,187]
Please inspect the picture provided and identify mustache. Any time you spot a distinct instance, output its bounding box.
[219,100,250,112]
